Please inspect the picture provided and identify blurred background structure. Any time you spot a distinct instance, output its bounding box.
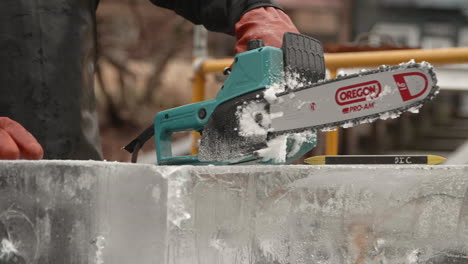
[95,0,468,163]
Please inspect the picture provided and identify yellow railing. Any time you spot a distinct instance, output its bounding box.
[192,47,468,155]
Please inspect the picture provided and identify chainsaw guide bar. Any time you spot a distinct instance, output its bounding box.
[270,62,439,135]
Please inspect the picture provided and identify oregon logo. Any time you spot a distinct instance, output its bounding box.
[335,81,382,106]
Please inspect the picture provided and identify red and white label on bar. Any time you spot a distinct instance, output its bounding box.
[393,72,429,102]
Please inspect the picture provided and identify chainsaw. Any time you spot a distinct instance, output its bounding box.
[124,33,439,165]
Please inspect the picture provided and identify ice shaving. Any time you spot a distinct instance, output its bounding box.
[234,71,318,163]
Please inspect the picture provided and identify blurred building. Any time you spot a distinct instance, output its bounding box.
[353,0,468,48]
[277,0,352,44]
[347,0,468,156]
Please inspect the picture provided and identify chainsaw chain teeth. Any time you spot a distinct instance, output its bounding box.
[272,62,439,136]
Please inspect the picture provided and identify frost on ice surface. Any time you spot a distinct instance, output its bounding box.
[406,249,421,264]
[0,239,18,260]
[165,167,192,228]
[164,163,468,264]
[209,238,227,251]
[94,236,106,264]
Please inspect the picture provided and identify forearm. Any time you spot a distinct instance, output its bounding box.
[149,0,282,34]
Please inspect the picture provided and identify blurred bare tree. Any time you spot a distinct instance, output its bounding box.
[96,0,193,127]
[95,0,194,160]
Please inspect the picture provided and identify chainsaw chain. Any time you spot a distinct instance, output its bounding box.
[271,62,439,136]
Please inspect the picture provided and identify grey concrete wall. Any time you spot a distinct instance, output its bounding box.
[352,0,467,44]
[1,161,468,264]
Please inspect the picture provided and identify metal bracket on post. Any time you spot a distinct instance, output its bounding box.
[193,25,208,58]
[325,68,340,155]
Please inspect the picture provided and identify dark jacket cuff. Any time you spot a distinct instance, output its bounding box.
[229,1,284,35]
[149,0,284,35]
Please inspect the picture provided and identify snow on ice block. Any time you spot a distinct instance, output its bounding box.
[166,165,468,264]
[0,160,167,264]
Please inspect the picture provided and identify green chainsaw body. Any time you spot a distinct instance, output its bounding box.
[124,33,325,165]
[155,34,324,165]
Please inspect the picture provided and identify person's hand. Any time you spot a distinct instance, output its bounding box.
[0,117,43,160]
[234,7,299,54]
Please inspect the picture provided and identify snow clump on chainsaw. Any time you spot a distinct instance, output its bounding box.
[264,71,313,104]
[236,102,272,137]
[237,70,312,138]
[255,131,316,163]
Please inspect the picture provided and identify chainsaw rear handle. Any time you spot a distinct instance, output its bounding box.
[155,100,216,165]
